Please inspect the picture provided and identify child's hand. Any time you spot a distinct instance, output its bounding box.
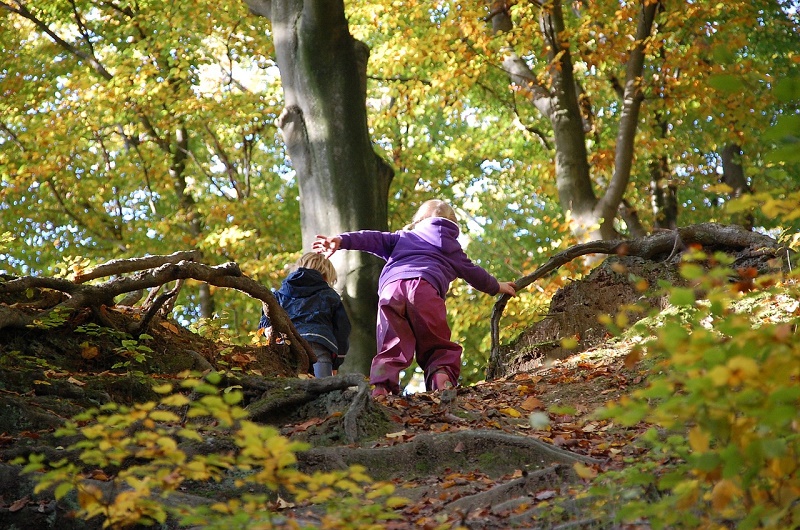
[313,235,341,258]
[497,281,517,296]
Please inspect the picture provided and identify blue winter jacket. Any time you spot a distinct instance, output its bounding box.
[259,268,351,360]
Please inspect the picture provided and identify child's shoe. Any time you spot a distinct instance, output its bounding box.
[431,370,454,391]
[371,384,390,397]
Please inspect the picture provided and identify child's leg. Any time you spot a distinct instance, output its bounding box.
[402,279,462,391]
[311,343,334,378]
[370,280,417,395]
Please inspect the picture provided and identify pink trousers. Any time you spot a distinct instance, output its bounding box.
[369,278,461,394]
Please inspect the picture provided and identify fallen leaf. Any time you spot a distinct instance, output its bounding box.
[535,490,556,501]
[520,396,544,411]
[574,462,598,479]
[67,376,86,387]
[9,496,29,512]
[87,469,110,481]
[500,407,522,418]
[624,349,642,369]
[386,430,407,439]
[160,321,180,333]
[80,344,100,360]
[275,496,295,509]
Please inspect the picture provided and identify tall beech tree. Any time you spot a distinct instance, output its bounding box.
[242,0,394,373]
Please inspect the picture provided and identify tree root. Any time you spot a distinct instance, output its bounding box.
[240,373,372,444]
[447,463,575,512]
[298,429,598,481]
[0,253,315,374]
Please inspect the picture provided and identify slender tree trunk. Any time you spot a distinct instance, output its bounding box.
[538,1,598,241]
[489,0,660,242]
[650,156,678,230]
[244,0,393,375]
[593,0,660,239]
[721,143,753,230]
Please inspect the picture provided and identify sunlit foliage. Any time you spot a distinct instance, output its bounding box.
[20,373,406,528]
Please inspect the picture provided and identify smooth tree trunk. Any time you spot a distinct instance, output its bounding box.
[244,0,393,375]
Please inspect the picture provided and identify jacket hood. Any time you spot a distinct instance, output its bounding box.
[276,268,329,298]
[412,217,462,254]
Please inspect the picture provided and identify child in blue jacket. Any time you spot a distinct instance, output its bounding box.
[260,252,351,377]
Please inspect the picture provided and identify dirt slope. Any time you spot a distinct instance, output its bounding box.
[0,226,788,529]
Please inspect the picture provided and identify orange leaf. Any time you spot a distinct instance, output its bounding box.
[160,321,180,333]
[9,496,29,512]
[520,396,544,411]
[80,344,100,360]
[711,479,740,511]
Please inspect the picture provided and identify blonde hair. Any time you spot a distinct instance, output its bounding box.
[295,252,337,286]
[405,199,458,230]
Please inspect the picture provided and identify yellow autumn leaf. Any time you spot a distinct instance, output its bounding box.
[708,365,730,386]
[77,483,103,509]
[573,462,597,479]
[500,407,522,418]
[152,383,173,394]
[675,479,701,510]
[727,356,758,378]
[385,496,410,508]
[688,426,710,453]
[160,394,190,407]
[711,479,741,511]
[561,337,579,350]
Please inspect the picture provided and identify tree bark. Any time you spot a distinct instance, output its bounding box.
[489,0,661,242]
[651,155,678,230]
[721,143,753,230]
[244,0,394,375]
[593,1,660,239]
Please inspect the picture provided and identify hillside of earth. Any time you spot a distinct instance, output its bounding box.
[0,224,793,529]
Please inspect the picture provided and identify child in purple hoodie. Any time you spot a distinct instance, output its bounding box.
[313,199,516,396]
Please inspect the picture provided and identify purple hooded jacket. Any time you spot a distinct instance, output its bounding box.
[338,217,500,299]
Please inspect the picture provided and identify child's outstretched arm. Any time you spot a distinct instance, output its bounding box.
[312,235,342,258]
[497,281,517,296]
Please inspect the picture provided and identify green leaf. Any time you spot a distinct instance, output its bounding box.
[708,74,744,94]
[54,482,74,500]
[669,288,695,306]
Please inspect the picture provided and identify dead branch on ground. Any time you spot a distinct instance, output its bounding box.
[488,223,789,379]
[0,253,315,372]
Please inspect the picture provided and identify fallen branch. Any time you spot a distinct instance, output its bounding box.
[73,250,203,284]
[488,223,787,379]
[0,255,314,373]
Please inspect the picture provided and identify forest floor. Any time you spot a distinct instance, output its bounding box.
[0,269,654,530]
[295,339,653,530]
[0,227,790,529]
